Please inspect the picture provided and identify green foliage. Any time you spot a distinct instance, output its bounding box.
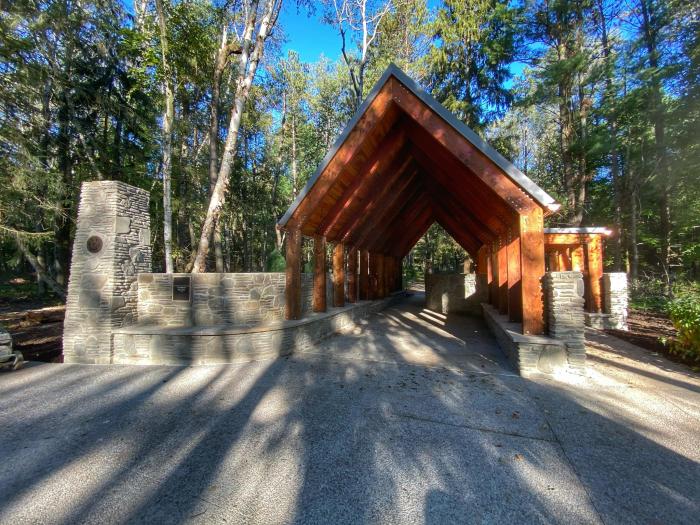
[666,285,700,363]
[427,0,521,130]
[266,249,286,272]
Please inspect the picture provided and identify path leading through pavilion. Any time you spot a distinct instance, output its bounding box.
[0,293,698,524]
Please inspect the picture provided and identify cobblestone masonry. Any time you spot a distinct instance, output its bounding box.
[112,296,396,365]
[425,273,488,315]
[63,181,151,364]
[543,271,586,372]
[137,272,334,327]
[482,304,568,376]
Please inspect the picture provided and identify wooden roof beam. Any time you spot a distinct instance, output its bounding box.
[391,78,540,216]
[416,168,497,245]
[339,155,414,245]
[363,182,427,252]
[283,84,398,231]
[316,126,407,238]
[374,195,432,254]
[407,125,515,233]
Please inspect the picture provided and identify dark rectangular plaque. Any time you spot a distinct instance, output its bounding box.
[172,276,191,302]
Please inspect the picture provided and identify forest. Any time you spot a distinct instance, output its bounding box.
[0,0,698,313]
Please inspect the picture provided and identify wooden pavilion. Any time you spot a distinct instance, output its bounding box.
[544,227,612,313]
[277,65,562,335]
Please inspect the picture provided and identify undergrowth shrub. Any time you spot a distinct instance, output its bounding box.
[666,285,700,365]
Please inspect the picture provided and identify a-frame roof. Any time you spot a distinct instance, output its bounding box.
[278,64,559,258]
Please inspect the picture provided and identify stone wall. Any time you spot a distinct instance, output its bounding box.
[543,271,586,372]
[63,181,151,364]
[113,295,396,365]
[425,273,488,315]
[137,272,336,328]
[482,304,569,377]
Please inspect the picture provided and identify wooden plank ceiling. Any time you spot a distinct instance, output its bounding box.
[279,72,556,259]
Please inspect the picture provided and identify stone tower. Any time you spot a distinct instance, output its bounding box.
[63,181,151,363]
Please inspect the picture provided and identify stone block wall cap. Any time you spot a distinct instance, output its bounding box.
[544,227,612,235]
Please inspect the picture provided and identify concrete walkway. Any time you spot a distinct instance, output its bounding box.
[0,293,698,524]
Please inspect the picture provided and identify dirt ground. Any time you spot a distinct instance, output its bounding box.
[604,308,688,365]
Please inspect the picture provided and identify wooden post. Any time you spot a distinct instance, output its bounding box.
[285,228,302,320]
[360,249,369,300]
[333,243,345,307]
[519,209,545,335]
[477,246,489,276]
[490,242,499,308]
[368,252,378,299]
[377,254,386,298]
[585,235,604,313]
[313,235,326,313]
[498,235,509,315]
[571,245,585,272]
[507,228,522,322]
[347,248,358,303]
[547,250,558,271]
[557,249,570,271]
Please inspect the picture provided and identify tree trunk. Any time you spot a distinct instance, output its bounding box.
[13,233,66,300]
[156,0,175,273]
[192,0,279,273]
[640,0,672,295]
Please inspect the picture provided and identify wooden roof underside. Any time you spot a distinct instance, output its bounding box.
[278,67,559,259]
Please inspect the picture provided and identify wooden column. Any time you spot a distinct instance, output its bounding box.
[498,235,509,315]
[359,249,369,300]
[377,254,386,298]
[333,243,345,307]
[557,249,570,271]
[347,248,358,303]
[507,228,522,322]
[285,228,302,320]
[570,245,585,272]
[519,209,545,335]
[368,252,378,299]
[585,236,604,313]
[547,250,558,271]
[312,235,327,313]
[477,246,489,276]
[397,257,403,291]
[490,242,499,308]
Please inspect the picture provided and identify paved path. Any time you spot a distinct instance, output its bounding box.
[1,293,698,524]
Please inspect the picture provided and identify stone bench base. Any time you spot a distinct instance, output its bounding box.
[482,304,585,377]
[111,296,397,365]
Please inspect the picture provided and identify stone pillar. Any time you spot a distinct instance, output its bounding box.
[63,181,151,363]
[543,271,586,371]
[603,272,629,330]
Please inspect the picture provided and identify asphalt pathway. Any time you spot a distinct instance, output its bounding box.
[1,293,698,524]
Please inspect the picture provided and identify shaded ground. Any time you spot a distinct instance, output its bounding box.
[0,293,698,524]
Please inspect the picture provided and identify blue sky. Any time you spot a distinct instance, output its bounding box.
[277,4,341,63]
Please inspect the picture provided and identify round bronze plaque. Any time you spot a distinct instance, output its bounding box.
[86,235,103,254]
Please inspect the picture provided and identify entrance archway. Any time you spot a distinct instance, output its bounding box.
[278,65,561,335]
